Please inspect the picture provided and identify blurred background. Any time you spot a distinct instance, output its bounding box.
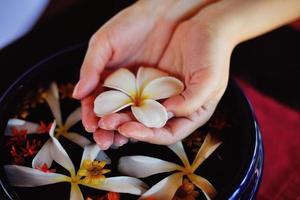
[0,1,299,199]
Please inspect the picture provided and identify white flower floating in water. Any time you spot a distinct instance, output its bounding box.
[119,132,222,200]
[5,122,148,200]
[4,82,97,169]
[94,67,184,128]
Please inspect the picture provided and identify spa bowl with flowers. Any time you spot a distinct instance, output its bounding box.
[0,44,263,200]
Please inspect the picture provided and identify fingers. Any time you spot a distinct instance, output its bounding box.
[118,98,218,145]
[81,85,104,132]
[81,96,99,133]
[113,133,129,147]
[98,112,133,131]
[73,33,112,99]
[93,129,114,150]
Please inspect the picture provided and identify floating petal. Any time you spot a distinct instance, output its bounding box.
[48,122,75,176]
[119,156,182,178]
[80,143,111,167]
[44,82,62,126]
[140,172,183,200]
[70,183,84,200]
[5,119,39,135]
[168,142,191,169]
[94,90,133,117]
[192,133,222,171]
[188,174,217,200]
[80,176,148,195]
[4,165,69,187]
[131,99,167,128]
[32,140,53,169]
[65,107,82,129]
[63,132,91,148]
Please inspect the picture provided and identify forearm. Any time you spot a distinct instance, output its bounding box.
[193,0,300,45]
[136,0,218,23]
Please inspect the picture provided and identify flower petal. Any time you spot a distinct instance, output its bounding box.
[44,82,62,126]
[141,76,184,100]
[65,107,82,129]
[80,143,111,167]
[168,142,190,169]
[140,172,183,200]
[70,183,84,200]
[4,165,69,187]
[136,67,168,92]
[191,133,222,171]
[94,91,133,117]
[32,140,53,168]
[50,138,75,176]
[118,156,182,178]
[188,174,217,200]
[5,119,39,135]
[131,99,167,128]
[80,176,148,195]
[103,68,137,98]
[48,120,56,138]
[63,132,91,148]
[48,122,75,176]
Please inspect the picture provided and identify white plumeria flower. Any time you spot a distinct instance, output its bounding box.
[94,67,184,128]
[4,82,96,169]
[5,122,148,200]
[119,133,222,200]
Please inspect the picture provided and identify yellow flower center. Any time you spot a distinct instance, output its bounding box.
[132,92,147,107]
[55,125,68,138]
[70,175,81,184]
[77,160,110,186]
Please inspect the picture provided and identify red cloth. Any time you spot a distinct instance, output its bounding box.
[237,80,300,200]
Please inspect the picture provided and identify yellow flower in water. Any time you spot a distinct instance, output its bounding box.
[78,160,111,185]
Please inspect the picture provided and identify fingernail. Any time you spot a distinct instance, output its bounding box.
[85,125,97,133]
[72,82,80,98]
[98,118,116,130]
[118,127,127,137]
[167,111,175,119]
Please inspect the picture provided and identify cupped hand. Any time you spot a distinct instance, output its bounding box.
[72,1,184,149]
[117,10,236,144]
[73,0,236,148]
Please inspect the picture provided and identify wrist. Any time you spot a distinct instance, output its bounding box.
[192,0,300,45]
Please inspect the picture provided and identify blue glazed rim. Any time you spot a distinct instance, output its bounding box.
[228,82,264,200]
[0,43,264,200]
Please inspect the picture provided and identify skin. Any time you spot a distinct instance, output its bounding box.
[73,0,300,149]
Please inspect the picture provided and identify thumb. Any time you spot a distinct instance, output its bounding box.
[73,34,112,100]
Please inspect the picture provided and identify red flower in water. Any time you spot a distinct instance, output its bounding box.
[106,192,120,200]
[38,121,52,134]
[21,139,42,157]
[6,127,27,146]
[10,145,24,165]
[35,163,56,173]
[144,197,156,200]
[88,192,120,200]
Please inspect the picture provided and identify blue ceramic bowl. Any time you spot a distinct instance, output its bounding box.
[0,44,263,200]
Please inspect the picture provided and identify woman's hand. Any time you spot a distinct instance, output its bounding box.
[116,10,235,144]
[72,0,216,149]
